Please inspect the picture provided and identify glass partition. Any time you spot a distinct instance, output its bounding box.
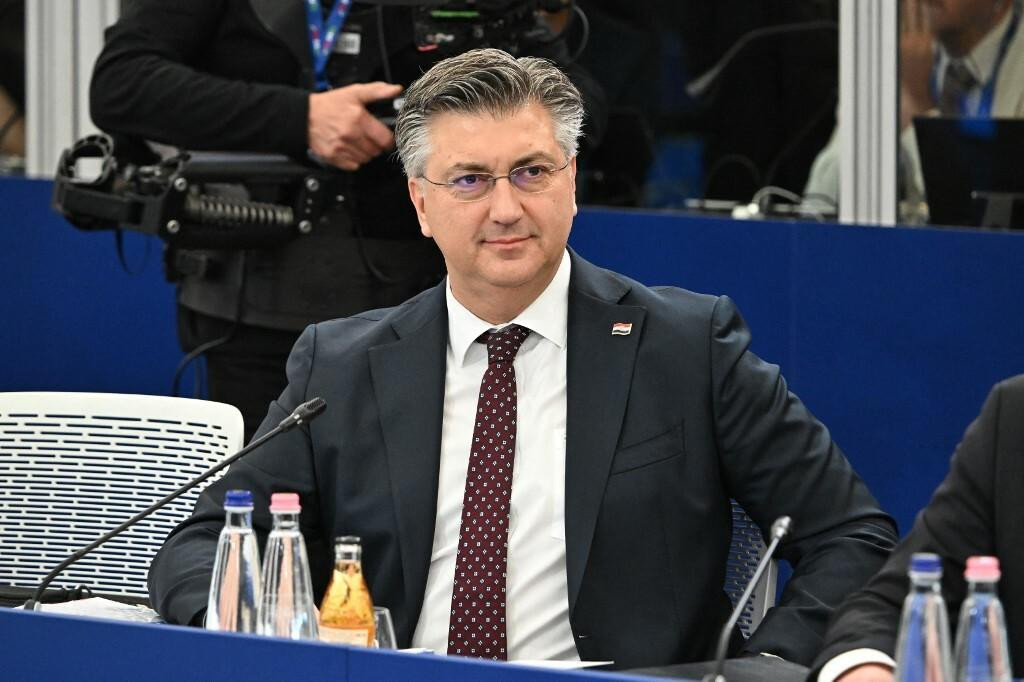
[572,0,840,220]
[897,0,1024,230]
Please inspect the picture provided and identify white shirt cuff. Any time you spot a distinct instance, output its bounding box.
[818,648,895,682]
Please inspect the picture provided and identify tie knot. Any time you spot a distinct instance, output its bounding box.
[480,324,530,364]
[940,60,978,115]
[947,60,976,88]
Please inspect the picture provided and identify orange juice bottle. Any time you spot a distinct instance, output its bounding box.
[318,536,376,646]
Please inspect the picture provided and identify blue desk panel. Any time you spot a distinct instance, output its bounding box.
[0,608,661,681]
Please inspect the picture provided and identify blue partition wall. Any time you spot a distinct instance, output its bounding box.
[3,176,1024,535]
[1,178,181,395]
[568,208,1024,532]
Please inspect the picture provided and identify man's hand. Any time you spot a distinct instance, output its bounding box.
[836,663,895,682]
[900,0,936,130]
[308,81,403,171]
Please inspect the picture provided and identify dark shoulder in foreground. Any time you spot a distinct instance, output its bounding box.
[303,284,446,352]
[574,255,729,329]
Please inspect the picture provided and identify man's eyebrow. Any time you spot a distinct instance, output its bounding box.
[440,162,492,176]
[439,152,562,177]
[511,152,560,167]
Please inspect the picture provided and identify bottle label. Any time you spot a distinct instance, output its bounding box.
[319,625,372,647]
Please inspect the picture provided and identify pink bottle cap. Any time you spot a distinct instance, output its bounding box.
[965,555,1001,581]
[269,492,301,513]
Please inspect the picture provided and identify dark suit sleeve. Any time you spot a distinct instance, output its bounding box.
[147,325,328,625]
[90,0,309,156]
[706,296,898,665]
[810,379,1007,673]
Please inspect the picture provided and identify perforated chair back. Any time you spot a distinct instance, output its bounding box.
[724,500,778,637]
[0,392,243,600]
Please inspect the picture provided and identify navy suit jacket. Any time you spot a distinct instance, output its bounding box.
[149,251,896,668]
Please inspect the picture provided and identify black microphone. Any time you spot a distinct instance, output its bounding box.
[685,21,837,99]
[22,397,328,611]
[703,515,793,682]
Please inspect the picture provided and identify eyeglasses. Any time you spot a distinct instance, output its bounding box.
[420,158,572,203]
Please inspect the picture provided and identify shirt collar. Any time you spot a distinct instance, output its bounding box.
[940,7,1014,85]
[446,250,571,367]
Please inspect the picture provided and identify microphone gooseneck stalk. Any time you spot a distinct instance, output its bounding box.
[704,515,793,682]
[22,397,327,611]
[685,21,837,99]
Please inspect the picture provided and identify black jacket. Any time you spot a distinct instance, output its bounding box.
[91,1,605,330]
[149,251,896,668]
[813,374,1024,678]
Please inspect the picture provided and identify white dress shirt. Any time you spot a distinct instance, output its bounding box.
[934,7,1014,116]
[411,250,580,661]
[817,649,896,682]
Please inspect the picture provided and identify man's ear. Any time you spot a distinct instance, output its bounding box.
[408,177,433,238]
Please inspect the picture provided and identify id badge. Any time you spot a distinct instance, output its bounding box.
[334,26,361,56]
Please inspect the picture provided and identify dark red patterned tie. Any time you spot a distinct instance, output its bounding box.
[448,324,530,659]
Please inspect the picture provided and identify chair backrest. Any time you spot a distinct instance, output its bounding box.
[724,500,778,637]
[0,392,243,600]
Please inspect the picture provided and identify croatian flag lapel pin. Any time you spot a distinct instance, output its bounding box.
[611,322,632,336]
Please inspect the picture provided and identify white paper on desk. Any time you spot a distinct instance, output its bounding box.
[513,660,613,669]
[41,597,163,623]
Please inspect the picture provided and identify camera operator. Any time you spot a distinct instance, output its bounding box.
[90,0,605,440]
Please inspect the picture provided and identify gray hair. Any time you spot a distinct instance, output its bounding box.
[394,48,585,178]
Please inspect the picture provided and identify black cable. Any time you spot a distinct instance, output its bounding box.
[702,153,762,199]
[762,86,837,190]
[170,251,248,399]
[347,173,405,286]
[565,4,589,64]
[112,228,153,276]
[344,6,404,287]
[376,5,393,84]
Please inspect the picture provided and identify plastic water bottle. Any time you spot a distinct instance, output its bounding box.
[256,492,319,640]
[206,489,262,632]
[954,556,1011,682]
[894,553,953,682]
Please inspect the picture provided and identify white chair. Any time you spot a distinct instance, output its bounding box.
[724,500,778,637]
[0,392,243,601]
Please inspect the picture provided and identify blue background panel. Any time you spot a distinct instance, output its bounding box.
[4,177,1024,537]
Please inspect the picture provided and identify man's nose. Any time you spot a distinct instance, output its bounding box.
[487,177,525,224]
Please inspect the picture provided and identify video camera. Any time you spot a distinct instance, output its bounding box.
[51,2,578,253]
[411,0,572,56]
[52,134,341,251]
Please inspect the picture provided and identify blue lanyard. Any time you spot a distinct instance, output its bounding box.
[930,0,1021,117]
[305,0,354,91]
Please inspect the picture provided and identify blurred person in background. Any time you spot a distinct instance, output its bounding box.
[0,0,25,170]
[804,0,1024,218]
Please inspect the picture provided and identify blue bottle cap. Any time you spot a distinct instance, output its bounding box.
[909,552,942,574]
[224,489,253,508]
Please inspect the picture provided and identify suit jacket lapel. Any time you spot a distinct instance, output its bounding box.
[248,0,314,80]
[564,253,646,615]
[368,286,447,628]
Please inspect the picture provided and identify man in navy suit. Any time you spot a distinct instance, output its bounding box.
[149,48,896,670]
